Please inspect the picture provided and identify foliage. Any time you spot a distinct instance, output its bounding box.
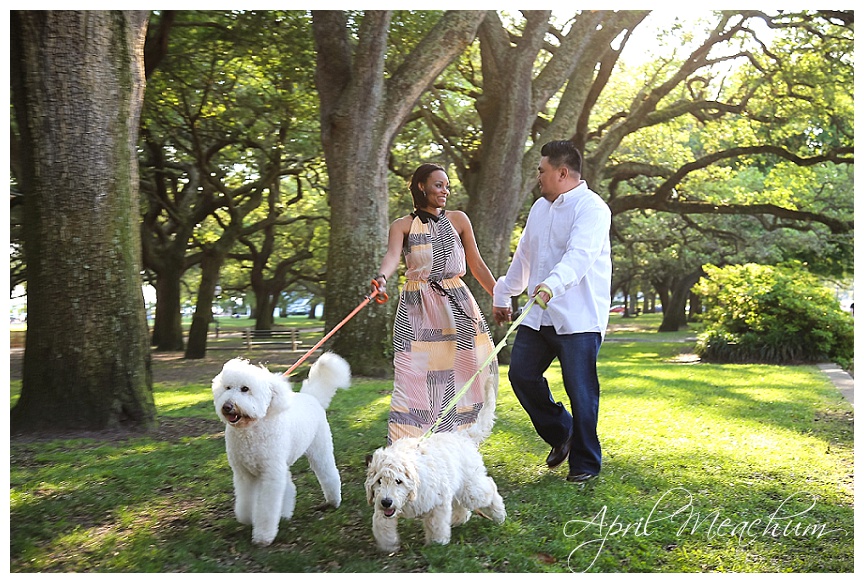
[694,263,853,365]
[9,323,853,572]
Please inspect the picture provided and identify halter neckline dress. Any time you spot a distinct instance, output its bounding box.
[387,209,498,444]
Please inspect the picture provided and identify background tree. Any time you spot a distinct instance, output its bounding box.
[229,174,329,330]
[10,11,156,432]
[139,11,322,355]
[311,10,487,375]
[417,10,851,335]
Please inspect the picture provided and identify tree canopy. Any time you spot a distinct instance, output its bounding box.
[10,10,853,395]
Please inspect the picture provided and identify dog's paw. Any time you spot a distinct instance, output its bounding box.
[491,507,507,524]
[252,528,278,547]
[377,542,400,554]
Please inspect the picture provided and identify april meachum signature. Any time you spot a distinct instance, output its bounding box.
[563,487,848,572]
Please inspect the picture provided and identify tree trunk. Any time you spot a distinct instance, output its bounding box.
[658,268,705,332]
[462,12,648,345]
[150,259,185,351]
[184,252,223,359]
[312,10,485,376]
[253,288,277,331]
[688,291,702,321]
[11,10,155,433]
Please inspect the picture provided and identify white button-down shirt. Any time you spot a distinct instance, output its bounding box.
[493,181,612,336]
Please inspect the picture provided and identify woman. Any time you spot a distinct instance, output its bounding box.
[373,163,498,444]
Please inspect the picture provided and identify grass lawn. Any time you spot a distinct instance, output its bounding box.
[8,315,854,572]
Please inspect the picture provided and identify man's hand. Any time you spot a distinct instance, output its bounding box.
[493,306,512,326]
[532,283,552,309]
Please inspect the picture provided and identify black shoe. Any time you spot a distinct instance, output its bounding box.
[546,432,573,469]
[566,472,597,483]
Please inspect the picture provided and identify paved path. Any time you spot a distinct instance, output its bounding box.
[818,363,854,405]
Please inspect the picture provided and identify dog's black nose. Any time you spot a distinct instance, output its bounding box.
[381,497,393,508]
[222,404,233,414]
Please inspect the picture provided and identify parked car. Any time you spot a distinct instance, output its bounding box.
[286,299,312,315]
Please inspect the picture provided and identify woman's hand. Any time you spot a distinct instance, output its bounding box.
[493,306,512,326]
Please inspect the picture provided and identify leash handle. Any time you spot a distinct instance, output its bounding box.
[370,278,389,304]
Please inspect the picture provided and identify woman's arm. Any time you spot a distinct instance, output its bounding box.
[450,211,496,297]
[372,216,409,293]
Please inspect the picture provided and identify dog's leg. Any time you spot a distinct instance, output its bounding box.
[251,472,288,546]
[305,428,341,508]
[477,477,507,524]
[281,469,297,520]
[372,510,401,553]
[232,468,255,526]
[423,503,453,546]
[451,501,472,526]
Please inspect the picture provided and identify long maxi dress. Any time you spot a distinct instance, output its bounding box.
[387,209,498,444]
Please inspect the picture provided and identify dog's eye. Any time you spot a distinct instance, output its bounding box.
[396,479,402,485]
[241,386,250,392]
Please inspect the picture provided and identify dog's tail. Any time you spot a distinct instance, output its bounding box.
[300,352,351,409]
[464,372,498,445]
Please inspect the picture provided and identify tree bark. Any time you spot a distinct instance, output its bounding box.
[150,260,186,351]
[658,268,706,332]
[312,10,485,376]
[11,10,156,433]
[185,251,224,359]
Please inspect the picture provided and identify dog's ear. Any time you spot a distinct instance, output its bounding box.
[364,467,379,505]
[404,460,420,502]
[267,373,292,414]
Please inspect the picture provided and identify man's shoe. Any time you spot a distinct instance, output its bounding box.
[566,472,597,483]
[546,432,573,469]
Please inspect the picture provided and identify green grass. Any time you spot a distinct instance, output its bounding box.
[9,319,854,573]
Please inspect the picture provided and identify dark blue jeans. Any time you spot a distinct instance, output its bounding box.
[508,325,602,476]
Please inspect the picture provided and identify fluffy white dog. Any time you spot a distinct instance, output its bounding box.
[212,352,351,546]
[364,377,506,552]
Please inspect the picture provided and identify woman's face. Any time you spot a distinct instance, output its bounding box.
[420,170,450,210]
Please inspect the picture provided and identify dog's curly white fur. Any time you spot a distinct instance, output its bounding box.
[212,352,351,546]
[364,377,506,552]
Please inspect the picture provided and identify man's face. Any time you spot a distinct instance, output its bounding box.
[537,156,559,198]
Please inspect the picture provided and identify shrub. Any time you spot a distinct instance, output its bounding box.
[695,263,853,365]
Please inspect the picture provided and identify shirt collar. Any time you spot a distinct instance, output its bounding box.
[412,209,443,223]
[550,180,587,206]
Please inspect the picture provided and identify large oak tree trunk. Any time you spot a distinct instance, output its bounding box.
[11,11,156,433]
[312,10,485,376]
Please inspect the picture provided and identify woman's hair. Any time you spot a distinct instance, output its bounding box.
[540,140,583,175]
[409,163,446,208]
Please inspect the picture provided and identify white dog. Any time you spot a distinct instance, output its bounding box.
[364,377,506,552]
[212,352,351,546]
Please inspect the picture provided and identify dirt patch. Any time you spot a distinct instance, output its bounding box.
[9,348,311,386]
[10,416,224,444]
[8,348,304,443]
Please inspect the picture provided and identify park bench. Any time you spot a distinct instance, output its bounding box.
[242,328,302,350]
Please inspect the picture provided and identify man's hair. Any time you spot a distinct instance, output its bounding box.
[540,140,583,175]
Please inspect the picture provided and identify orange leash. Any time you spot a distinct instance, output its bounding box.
[283,279,388,377]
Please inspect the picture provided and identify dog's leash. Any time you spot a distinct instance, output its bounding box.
[283,279,388,377]
[421,296,540,439]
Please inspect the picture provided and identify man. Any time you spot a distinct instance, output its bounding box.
[493,140,612,483]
